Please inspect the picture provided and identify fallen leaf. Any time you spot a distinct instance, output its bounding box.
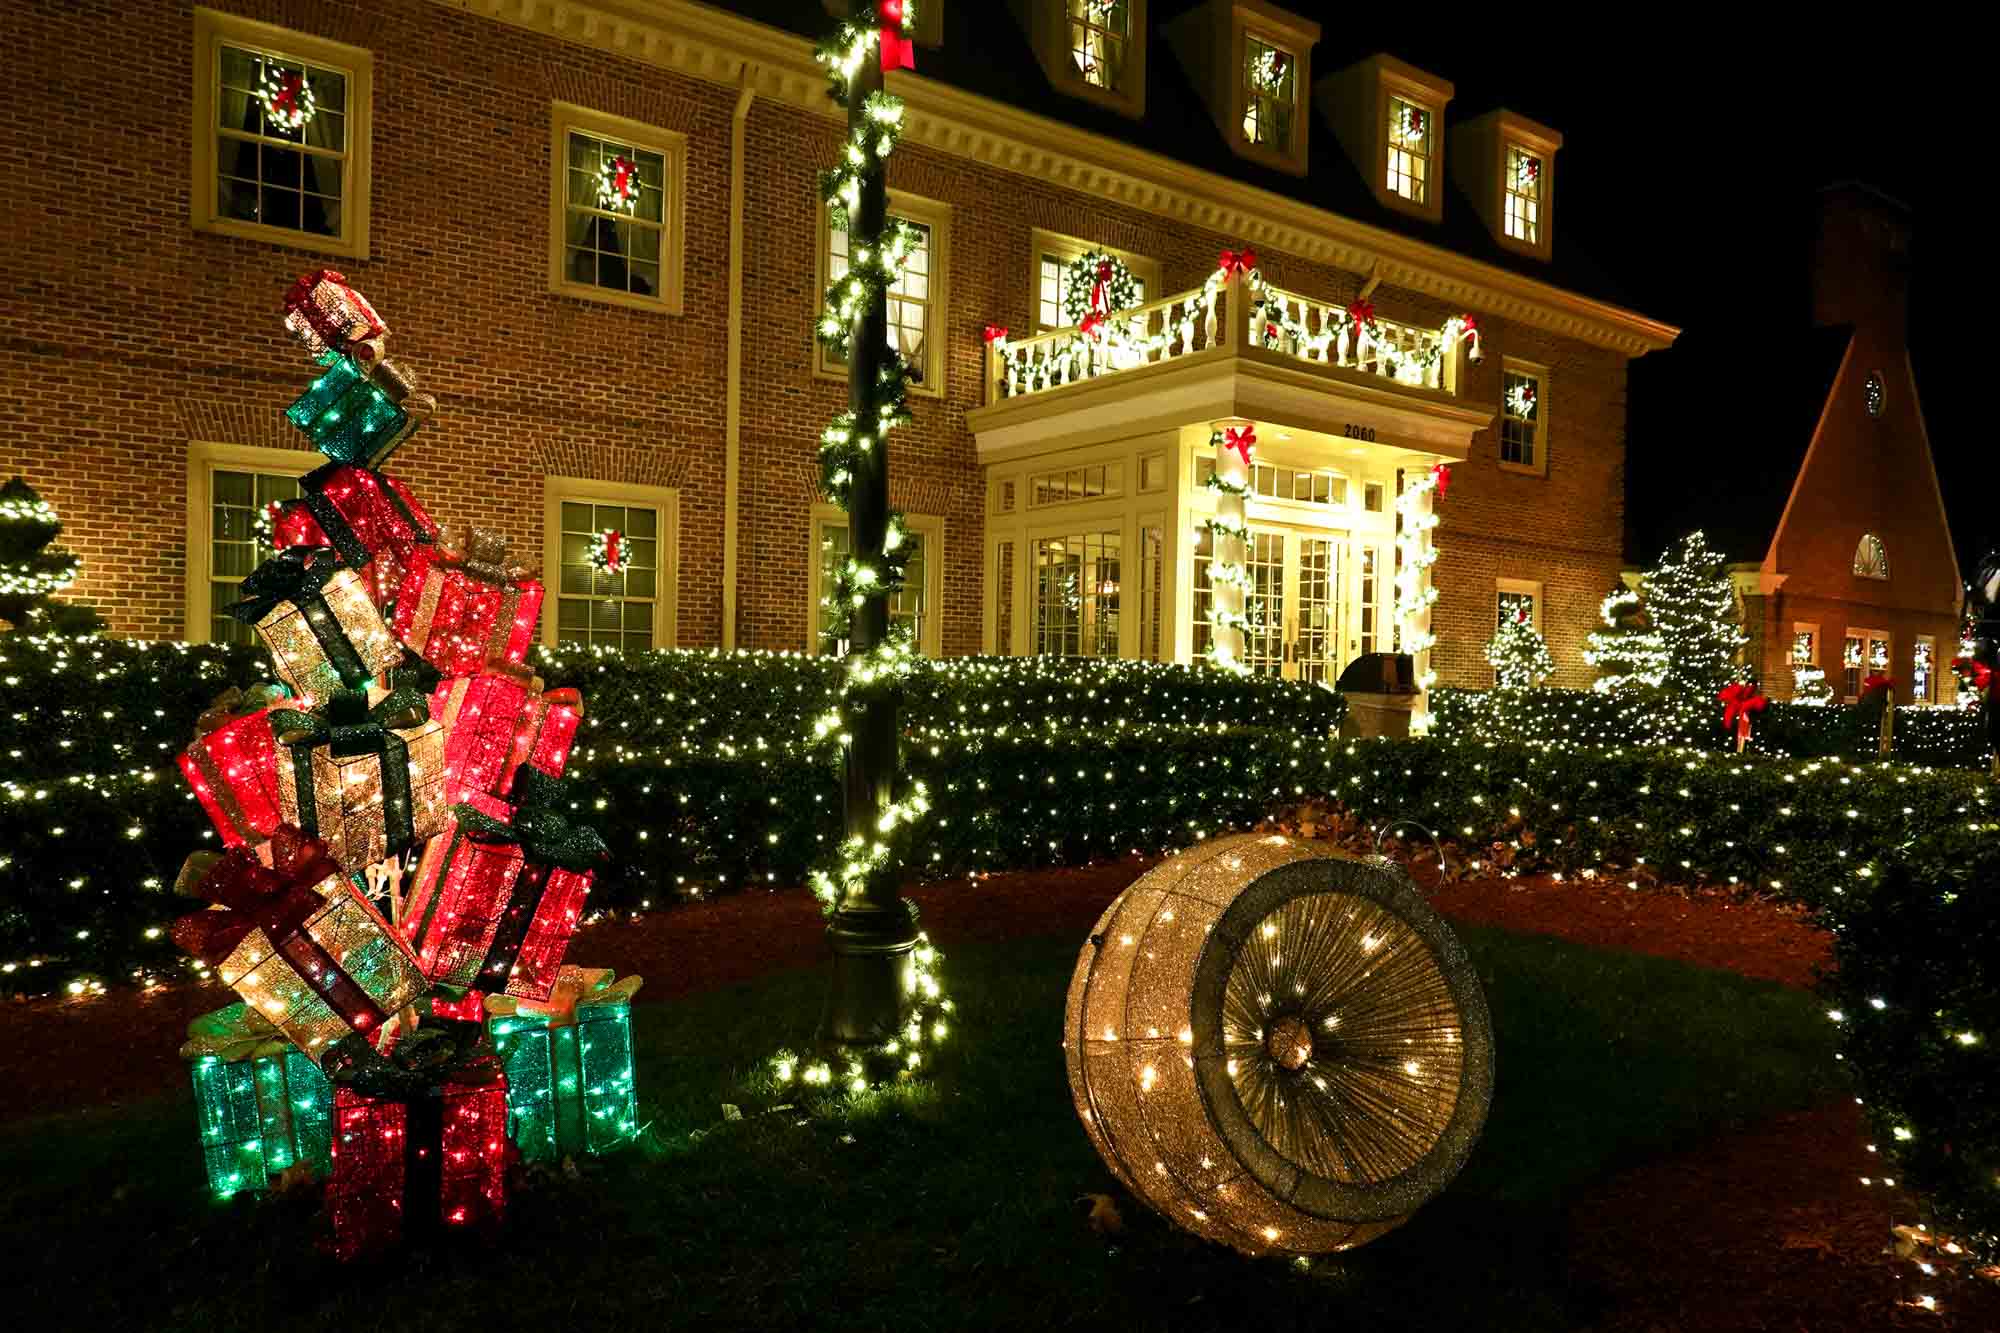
[1081,1193,1124,1236]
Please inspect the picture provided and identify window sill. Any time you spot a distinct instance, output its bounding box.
[550,279,681,317]
[1373,188,1444,225]
[1497,233,1553,262]
[1060,74,1146,120]
[1230,135,1307,178]
[194,216,368,261]
[1498,460,1548,478]
[813,360,944,400]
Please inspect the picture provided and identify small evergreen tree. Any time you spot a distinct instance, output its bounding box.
[1646,530,1746,698]
[1485,605,1556,690]
[1581,582,1666,693]
[0,478,103,634]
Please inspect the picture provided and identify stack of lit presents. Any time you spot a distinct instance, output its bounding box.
[170,271,640,1259]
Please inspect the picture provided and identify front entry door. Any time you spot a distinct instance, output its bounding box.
[1243,527,1346,682]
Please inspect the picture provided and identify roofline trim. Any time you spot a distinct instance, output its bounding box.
[437,0,1680,354]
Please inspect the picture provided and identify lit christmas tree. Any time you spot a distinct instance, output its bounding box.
[0,477,103,634]
[1581,582,1665,692]
[1646,530,1748,699]
[1485,604,1555,690]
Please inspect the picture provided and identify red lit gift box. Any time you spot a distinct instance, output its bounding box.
[392,526,543,676]
[230,548,405,703]
[283,269,389,364]
[170,826,430,1062]
[402,767,604,1000]
[272,686,448,874]
[178,684,290,849]
[272,462,439,609]
[429,663,582,805]
[327,1052,509,1261]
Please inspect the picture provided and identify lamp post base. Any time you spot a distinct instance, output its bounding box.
[816,897,919,1053]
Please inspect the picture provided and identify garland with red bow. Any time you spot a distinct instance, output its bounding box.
[878,0,915,70]
[1220,424,1256,470]
[1060,250,1139,329]
[1951,655,1992,695]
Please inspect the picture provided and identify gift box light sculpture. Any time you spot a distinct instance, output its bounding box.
[231,547,404,701]
[273,687,447,874]
[392,525,543,676]
[1064,833,1493,1257]
[182,1002,334,1196]
[428,664,581,804]
[178,684,290,849]
[327,1058,508,1260]
[488,966,641,1160]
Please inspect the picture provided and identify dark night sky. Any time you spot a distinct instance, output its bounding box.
[1332,25,1981,573]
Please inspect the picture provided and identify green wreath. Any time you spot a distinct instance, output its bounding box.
[1061,250,1140,325]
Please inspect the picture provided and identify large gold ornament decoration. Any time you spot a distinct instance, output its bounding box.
[1064,833,1494,1256]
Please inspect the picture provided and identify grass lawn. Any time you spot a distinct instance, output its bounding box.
[0,925,1838,1331]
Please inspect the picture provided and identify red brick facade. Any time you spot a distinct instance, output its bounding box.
[0,0,1659,688]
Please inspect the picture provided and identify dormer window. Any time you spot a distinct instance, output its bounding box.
[1069,1,1131,90]
[1242,34,1296,150]
[1387,97,1433,204]
[1505,147,1542,244]
[1854,533,1889,580]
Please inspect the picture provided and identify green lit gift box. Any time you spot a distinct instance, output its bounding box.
[485,966,641,1161]
[180,1002,334,1196]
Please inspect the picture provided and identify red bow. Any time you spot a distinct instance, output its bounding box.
[1222,425,1256,468]
[1953,656,1992,692]
[1218,248,1258,276]
[879,0,914,71]
[611,156,636,200]
[272,72,304,116]
[1861,673,1894,697]
[1348,299,1376,326]
[1264,322,1280,340]
[1717,682,1767,731]
[170,825,341,966]
[982,324,1008,345]
[602,530,622,572]
[1431,463,1451,497]
[1080,311,1105,341]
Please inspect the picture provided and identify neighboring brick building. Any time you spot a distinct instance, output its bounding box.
[0,0,1676,698]
[1638,186,1958,704]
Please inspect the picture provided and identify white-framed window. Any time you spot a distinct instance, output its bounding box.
[1242,32,1298,151]
[820,192,950,395]
[1030,463,1124,506]
[192,11,372,258]
[1034,528,1122,657]
[1500,361,1547,473]
[810,506,943,656]
[542,477,678,651]
[1032,230,1159,332]
[1913,635,1937,704]
[1387,96,1434,205]
[1194,455,1349,508]
[1138,453,1166,492]
[1067,0,1133,92]
[1843,629,1890,702]
[1854,533,1889,580]
[549,103,687,314]
[184,441,320,644]
[1504,145,1542,245]
[1791,623,1819,666]
[1496,578,1542,631]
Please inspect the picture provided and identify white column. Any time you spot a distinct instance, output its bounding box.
[1394,464,1441,724]
[1209,417,1252,671]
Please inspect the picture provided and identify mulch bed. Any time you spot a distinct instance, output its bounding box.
[4,848,1993,1328]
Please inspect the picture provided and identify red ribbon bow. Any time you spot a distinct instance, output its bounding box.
[1348,299,1376,326]
[1222,425,1256,468]
[1718,682,1767,731]
[879,0,915,71]
[1080,311,1105,341]
[983,324,1009,345]
[1431,463,1451,497]
[1218,248,1258,276]
[272,72,304,116]
[170,826,341,966]
[1861,673,1895,697]
[601,530,622,572]
[1952,656,1992,692]
[610,156,636,201]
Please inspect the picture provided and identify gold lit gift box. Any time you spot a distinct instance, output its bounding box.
[272,685,447,874]
[229,547,404,703]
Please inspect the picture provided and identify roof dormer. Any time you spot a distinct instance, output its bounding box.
[1012,0,1149,120]
[1165,0,1320,176]
[1452,109,1562,259]
[1317,54,1453,223]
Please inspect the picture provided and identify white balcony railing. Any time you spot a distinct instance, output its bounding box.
[985,266,1480,405]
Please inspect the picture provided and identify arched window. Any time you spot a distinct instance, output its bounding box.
[1865,373,1885,418]
[1854,533,1889,580]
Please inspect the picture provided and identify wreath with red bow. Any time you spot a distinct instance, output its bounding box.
[1061,251,1139,327]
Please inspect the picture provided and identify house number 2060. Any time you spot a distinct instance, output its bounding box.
[1342,424,1377,442]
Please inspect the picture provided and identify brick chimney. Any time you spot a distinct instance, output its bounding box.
[1811,183,1912,334]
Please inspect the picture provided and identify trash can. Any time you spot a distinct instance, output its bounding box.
[1336,653,1419,739]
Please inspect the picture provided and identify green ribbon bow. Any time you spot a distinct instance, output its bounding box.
[228,548,374,689]
[454,764,607,872]
[270,686,431,859]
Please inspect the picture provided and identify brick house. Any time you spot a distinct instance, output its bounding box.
[1637,186,1958,704]
[0,0,1676,700]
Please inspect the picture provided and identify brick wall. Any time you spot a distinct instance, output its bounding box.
[1,0,1639,684]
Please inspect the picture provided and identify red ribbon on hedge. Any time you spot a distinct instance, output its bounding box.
[1718,682,1766,732]
[1218,248,1257,276]
[878,0,914,70]
[1222,424,1256,469]
[1861,672,1894,697]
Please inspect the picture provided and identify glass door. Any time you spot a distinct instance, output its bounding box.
[1244,529,1286,676]
[1293,536,1340,684]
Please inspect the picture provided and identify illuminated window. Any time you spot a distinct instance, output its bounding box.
[194,13,370,256]
[1496,587,1539,630]
[1242,33,1296,150]
[1504,147,1542,244]
[1865,373,1885,418]
[1068,0,1131,91]
[205,468,302,646]
[1194,457,1347,507]
[549,104,686,313]
[543,478,677,651]
[822,193,950,394]
[1038,252,1148,330]
[1387,97,1433,204]
[1035,530,1122,657]
[1500,366,1545,470]
[1843,630,1890,701]
[1791,626,1817,665]
[1030,463,1124,506]
[813,512,939,656]
[1913,636,1936,704]
[1853,533,1889,580]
